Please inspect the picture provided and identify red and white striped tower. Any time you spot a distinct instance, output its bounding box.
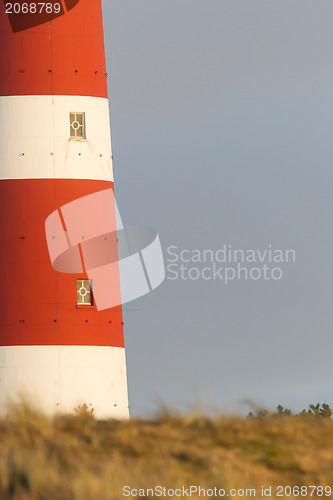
[0,0,129,417]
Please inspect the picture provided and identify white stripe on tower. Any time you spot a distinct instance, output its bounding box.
[0,96,114,181]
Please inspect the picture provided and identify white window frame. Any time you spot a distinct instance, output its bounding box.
[70,112,86,140]
[76,279,93,306]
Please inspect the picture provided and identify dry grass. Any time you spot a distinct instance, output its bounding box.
[0,403,332,499]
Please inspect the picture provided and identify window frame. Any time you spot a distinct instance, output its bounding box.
[76,279,93,306]
[69,112,86,140]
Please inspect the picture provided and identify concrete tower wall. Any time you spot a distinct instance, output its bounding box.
[0,0,129,418]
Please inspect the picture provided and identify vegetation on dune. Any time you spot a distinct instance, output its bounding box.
[0,403,332,499]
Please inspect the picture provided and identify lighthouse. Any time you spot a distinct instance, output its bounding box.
[0,0,129,418]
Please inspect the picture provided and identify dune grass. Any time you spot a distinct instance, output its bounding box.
[0,403,332,499]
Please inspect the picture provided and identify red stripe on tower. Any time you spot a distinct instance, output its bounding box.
[0,0,129,417]
[0,0,107,96]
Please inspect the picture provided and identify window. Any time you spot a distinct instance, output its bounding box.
[70,112,86,139]
[77,279,93,305]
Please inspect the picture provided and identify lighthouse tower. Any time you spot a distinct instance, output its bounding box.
[0,0,129,418]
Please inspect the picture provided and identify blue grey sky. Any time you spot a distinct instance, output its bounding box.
[102,0,333,416]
